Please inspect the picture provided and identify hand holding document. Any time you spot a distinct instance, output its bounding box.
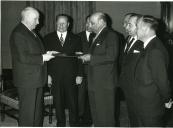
[43,51,59,62]
[47,51,60,56]
[78,54,91,63]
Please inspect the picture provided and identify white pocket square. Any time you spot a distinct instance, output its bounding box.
[133,50,140,53]
[96,43,100,46]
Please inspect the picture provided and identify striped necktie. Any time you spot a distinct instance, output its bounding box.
[60,33,64,46]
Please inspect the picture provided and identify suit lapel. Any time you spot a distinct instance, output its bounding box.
[134,38,156,78]
[20,23,45,53]
[63,32,70,47]
[89,27,108,54]
[53,32,64,48]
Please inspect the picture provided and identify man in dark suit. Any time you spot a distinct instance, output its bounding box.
[119,13,139,73]
[133,15,172,126]
[77,15,94,126]
[44,14,83,127]
[119,14,143,127]
[10,7,54,126]
[79,12,119,126]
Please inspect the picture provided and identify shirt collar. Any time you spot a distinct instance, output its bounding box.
[57,31,67,39]
[86,30,91,35]
[130,35,137,41]
[144,35,156,48]
[86,31,91,41]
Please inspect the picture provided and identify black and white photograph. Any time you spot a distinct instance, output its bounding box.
[0,0,173,127]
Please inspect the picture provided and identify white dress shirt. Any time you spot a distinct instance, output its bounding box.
[86,31,91,42]
[57,31,67,42]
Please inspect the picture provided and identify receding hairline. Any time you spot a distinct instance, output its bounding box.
[91,12,107,23]
[56,14,69,23]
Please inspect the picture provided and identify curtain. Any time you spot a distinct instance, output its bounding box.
[158,2,173,43]
[161,2,171,33]
[26,1,96,36]
[160,2,173,34]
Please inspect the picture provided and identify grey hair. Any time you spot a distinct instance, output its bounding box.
[21,7,38,21]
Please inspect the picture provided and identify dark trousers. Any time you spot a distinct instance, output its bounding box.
[138,115,164,127]
[88,88,116,127]
[78,76,92,126]
[17,87,43,126]
[126,101,140,127]
[52,74,78,126]
[126,99,165,127]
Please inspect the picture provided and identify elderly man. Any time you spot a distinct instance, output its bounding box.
[123,13,134,34]
[133,15,172,126]
[79,12,119,126]
[10,7,54,126]
[119,13,138,71]
[119,13,144,127]
[44,14,82,127]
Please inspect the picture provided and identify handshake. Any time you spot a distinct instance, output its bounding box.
[42,51,59,62]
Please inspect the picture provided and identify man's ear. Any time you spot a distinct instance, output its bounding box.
[99,19,104,25]
[144,25,150,34]
[67,22,70,27]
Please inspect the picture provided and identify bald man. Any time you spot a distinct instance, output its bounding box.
[79,12,119,126]
[10,7,54,126]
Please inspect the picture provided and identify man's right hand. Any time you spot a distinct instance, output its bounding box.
[42,53,55,62]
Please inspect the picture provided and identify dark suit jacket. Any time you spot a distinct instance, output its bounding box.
[134,37,171,117]
[119,40,144,112]
[78,31,92,76]
[44,31,82,78]
[78,31,91,54]
[119,40,143,88]
[10,23,46,88]
[88,27,119,91]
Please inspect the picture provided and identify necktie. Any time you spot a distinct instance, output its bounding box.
[60,33,64,46]
[125,37,134,53]
[88,33,95,47]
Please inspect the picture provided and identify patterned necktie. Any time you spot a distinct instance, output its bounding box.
[125,37,134,53]
[60,33,64,46]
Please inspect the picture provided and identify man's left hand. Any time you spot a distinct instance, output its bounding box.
[165,99,173,109]
[76,76,83,85]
